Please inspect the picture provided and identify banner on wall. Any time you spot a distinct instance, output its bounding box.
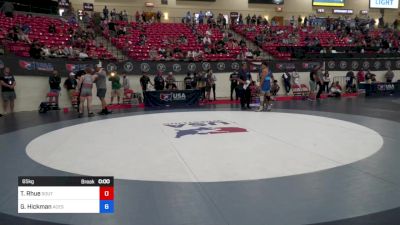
[370,0,399,9]
[144,90,202,107]
[1,56,400,77]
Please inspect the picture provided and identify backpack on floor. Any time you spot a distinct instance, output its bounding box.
[39,102,51,113]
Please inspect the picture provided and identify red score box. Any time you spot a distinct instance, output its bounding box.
[100,186,114,200]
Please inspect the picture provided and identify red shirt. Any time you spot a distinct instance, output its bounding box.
[357,71,365,82]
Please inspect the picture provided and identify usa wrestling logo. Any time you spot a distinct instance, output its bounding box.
[160,93,186,102]
[160,93,172,101]
[164,120,248,138]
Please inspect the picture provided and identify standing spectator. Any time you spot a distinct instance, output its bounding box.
[154,72,165,91]
[48,23,56,33]
[357,70,365,83]
[77,68,94,117]
[257,62,273,112]
[156,11,162,23]
[291,69,300,86]
[0,1,14,18]
[308,66,317,101]
[282,71,291,95]
[345,70,355,93]
[297,15,303,26]
[140,73,152,91]
[229,70,239,101]
[93,66,111,115]
[191,72,198,89]
[384,69,395,83]
[166,81,177,90]
[315,66,324,99]
[109,72,122,105]
[103,6,109,19]
[209,70,217,101]
[0,67,16,115]
[197,72,207,100]
[323,71,331,93]
[63,72,78,107]
[205,73,213,102]
[135,11,140,22]
[122,75,130,91]
[49,70,61,108]
[165,72,176,85]
[238,63,252,109]
[184,73,193,90]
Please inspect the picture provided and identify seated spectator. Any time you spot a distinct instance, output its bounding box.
[365,70,372,83]
[329,81,342,98]
[203,35,211,46]
[215,41,226,54]
[41,45,51,58]
[186,50,194,60]
[271,80,280,96]
[116,27,125,36]
[17,30,31,44]
[239,39,246,47]
[371,74,377,83]
[6,29,18,42]
[77,50,89,59]
[21,23,31,34]
[149,47,159,60]
[243,49,253,59]
[29,44,42,59]
[384,69,394,83]
[48,23,56,33]
[63,46,74,57]
[165,72,176,84]
[68,15,77,25]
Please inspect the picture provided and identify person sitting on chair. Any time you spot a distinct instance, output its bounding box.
[271,80,280,96]
[328,81,342,98]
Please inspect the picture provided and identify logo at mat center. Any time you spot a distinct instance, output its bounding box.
[164,120,248,138]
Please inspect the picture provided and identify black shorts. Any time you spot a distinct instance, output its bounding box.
[96,88,106,98]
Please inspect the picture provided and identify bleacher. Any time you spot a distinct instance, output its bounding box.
[104,22,240,61]
[0,13,115,60]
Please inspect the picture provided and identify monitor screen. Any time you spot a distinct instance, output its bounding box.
[313,0,344,7]
[249,0,284,4]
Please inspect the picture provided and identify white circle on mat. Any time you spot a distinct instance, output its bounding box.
[26,112,383,182]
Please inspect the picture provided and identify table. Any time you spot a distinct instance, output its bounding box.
[143,89,202,107]
[358,82,400,97]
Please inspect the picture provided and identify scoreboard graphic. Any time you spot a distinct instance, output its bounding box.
[18,176,114,214]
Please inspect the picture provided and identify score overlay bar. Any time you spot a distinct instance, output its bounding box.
[18,176,114,214]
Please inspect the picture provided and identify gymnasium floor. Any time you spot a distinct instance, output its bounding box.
[0,96,400,225]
